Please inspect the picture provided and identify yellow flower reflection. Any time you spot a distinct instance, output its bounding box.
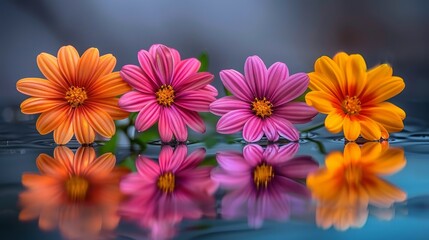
[307,142,406,231]
[19,147,128,240]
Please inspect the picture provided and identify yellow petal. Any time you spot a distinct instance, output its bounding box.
[58,45,79,85]
[344,142,361,162]
[305,91,340,114]
[37,52,70,90]
[325,111,345,133]
[343,115,361,141]
[345,54,367,96]
[360,142,383,163]
[362,76,405,104]
[308,72,342,99]
[333,52,350,69]
[358,115,381,140]
[362,105,404,132]
[363,64,393,94]
[325,151,345,170]
[365,175,406,207]
[367,148,406,175]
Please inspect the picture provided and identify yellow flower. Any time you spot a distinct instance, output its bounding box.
[305,52,405,141]
[16,45,131,144]
[307,142,406,230]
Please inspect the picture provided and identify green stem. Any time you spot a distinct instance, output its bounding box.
[300,122,325,133]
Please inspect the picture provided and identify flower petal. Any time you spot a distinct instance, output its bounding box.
[314,56,345,98]
[172,58,200,87]
[85,153,116,176]
[20,98,66,114]
[120,65,156,93]
[176,107,206,133]
[175,91,216,112]
[244,56,267,98]
[308,72,342,100]
[362,64,392,97]
[266,62,289,99]
[216,109,253,134]
[53,114,74,144]
[271,116,299,141]
[90,72,131,98]
[242,117,264,142]
[175,72,214,92]
[137,50,160,87]
[271,73,309,106]
[361,104,405,132]
[57,45,79,86]
[87,54,116,87]
[243,144,264,165]
[89,98,129,120]
[220,69,253,102]
[17,78,64,98]
[118,91,154,112]
[37,52,69,90]
[36,106,69,135]
[76,48,99,87]
[158,108,173,142]
[136,155,160,180]
[135,103,160,132]
[36,153,68,176]
[73,109,95,144]
[209,96,249,116]
[153,45,174,85]
[305,91,340,114]
[177,148,206,172]
[367,148,406,175]
[262,118,279,142]
[362,76,405,105]
[277,156,319,179]
[274,102,317,124]
[216,151,251,172]
[343,115,361,141]
[325,111,345,133]
[358,115,381,140]
[168,107,188,142]
[82,105,115,138]
[345,54,367,96]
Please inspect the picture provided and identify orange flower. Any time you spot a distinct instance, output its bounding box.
[305,52,405,141]
[307,142,406,230]
[19,147,128,239]
[16,46,131,144]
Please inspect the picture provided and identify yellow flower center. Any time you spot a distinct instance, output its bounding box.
[156,85,175,107]
[253,163,274,188]
[65,86,88,108]
[344,165,362,185]
[65,176,89,201]
[342,96,361,115]
[157,172,175,193]
[252,97,273,118]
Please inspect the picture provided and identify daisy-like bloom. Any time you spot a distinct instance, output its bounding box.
[307,142,406,231]
[119,145,216,239]
[118,44,218,143]
[305,52,406,141]
[16,45,131,145]
[212,144,318,228]
[19,147,128,239]
[210,56,317,142]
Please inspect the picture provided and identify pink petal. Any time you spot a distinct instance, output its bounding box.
[120,173,148,194]
[262,118,279,142]
[211,169,251,189]
[136,156,160,180]
[271,117,299,141]
[137,50,160,87]
[271,73,309,106]
[277,156,319,179]
[266,62,289,99]
[159,108,173,142]
[244,56,268,98]
[120,65,156,93]
[266,143,299,165]
[149,44,181,64]
[209,96,249,116]
[242,116,264,142]
[153,45,175,85]
[274,102,318,124]
[221,186,252,218]
[168,145,188,172]
[216,109,253,134]
[176,107,206,133]
[243,144,264,166]
[177,148,206,172]
[119,91,155,112]
[175,72,213,92]
[202,84,218,96]
[216,151,252,172]
[220,69,253,102]
[167,107,188,142]
[274,176,311,198]
[158,145,174,172]
[175,91,216,112]
[135,103,160,131]
[172,58,200,87]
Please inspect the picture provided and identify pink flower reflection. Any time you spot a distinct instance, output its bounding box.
[212,144,318,228]
[119,145,216,239]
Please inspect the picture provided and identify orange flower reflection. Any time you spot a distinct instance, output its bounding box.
[307,142,406,231]
[19,147,128,239]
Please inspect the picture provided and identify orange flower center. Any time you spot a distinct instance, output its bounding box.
[65,86,88,108]
[157,172,175,193]
[342,96,361,115]
[253,163,274,188]
[252,97,273,118]
[65,176,89,201]
[156,85,175,107]
[344,165,362,185]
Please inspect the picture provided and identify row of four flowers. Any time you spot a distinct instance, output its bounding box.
[17,44,405,145]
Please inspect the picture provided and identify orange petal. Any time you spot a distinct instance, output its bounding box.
[76,48,99,87]
[36,153,68,177]
[345,54,367,96]
[53,115,74,145]
[85,153,116,176]
[362,76,405,105]
[17,78,64,98]
[358,115,381,140]
[325,111,345,133]
[333,52,350,69]
[58,45,79,86]
[308,72,342,99]
[367,148,406,175]
[360,142,383,163]
[82,105,115,138]
[89,72,131,98]
[87,54,116,87]
[20,97,66,114]
[36,106,70,134]
[314,56,345,97]
[21,173,58,188]
[53,146,74,172]
[325,151,345,170]
[344,142,361,163]
[364,175,406,207]
[87,98,129,120]
[362,64,392,97]
[73,109,95,144]
[37,52,70,90]
[74,147,97,175]
[305,91,340,114]
[362,105,404,132]
[343,115,361,141]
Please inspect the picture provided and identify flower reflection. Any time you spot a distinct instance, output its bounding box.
[19,146,128,239]
[119,145,216,240]
[212,144,318,228]
[307,142,407,231]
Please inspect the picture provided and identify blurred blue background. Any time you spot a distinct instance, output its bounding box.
[1,0,428,119]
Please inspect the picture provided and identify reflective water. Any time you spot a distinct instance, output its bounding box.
[1,112,429,240]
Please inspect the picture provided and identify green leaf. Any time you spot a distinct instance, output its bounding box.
[119,155,138,172]
[99,132,118,154]
[198,52,209,72]
[200,155,218,166]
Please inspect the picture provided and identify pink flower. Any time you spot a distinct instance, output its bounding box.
[119,145,217,239]
[210,56,317,142]
[119,44,218,143]
[211,144,318,228]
